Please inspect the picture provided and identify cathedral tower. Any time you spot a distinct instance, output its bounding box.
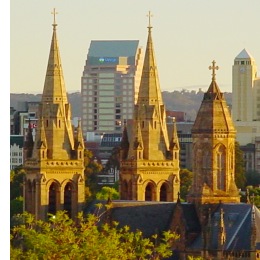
[23,11,85,220]
[187,61,240,205]
[119,13,180,202]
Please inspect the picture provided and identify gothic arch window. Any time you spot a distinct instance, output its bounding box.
[121,180,128,200]
[216,145,226,190]
[160,183,168,201]
[48,182,58,215]
[64,183,72,218]
[145,182,155,201]
[128,180,132,200]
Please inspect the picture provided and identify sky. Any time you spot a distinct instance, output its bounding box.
[10,0,260,94]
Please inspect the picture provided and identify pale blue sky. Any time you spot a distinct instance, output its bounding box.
[10,0,260,94]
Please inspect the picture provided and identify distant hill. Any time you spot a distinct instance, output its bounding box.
[10,90,232,121]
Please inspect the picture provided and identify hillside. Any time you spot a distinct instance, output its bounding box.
[10,90,232,121]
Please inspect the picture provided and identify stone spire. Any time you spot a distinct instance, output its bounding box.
[41,8,68,104]
[119,13,180,202]
[188,61,240,204]
[217,208,226,258]
[33,10,75,160]
[132,12,169,160]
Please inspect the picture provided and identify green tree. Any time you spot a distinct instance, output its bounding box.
[245,170,260,187]
[84,149,103,202]
[179,169,193,201]
[10,167,25,218]
[234,141,246,189]
[11,209,179,260]
[96,186,119,200]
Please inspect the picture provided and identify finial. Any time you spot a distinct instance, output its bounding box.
[177,191,181,203]
[51,8,58,28]
[147,11,153,31]
[209,60,219,81]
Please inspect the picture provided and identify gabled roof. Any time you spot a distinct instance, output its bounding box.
[85,200,200,238]
[189,203,260,251]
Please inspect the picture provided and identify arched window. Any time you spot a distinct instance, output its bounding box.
[216,145,226,190]
[160,183,167,201]
[145,183,154,201]
[121,180,128,200]
[64,183,72,218]
[48,183,57,215]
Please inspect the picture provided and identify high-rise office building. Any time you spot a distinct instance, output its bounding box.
[232,49,260,173]
[81,40,143,141]
[232,48,260,144]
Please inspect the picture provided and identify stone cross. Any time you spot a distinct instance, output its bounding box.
[209,60,219,81]
[51,8,58,26]
[147,11,153,28]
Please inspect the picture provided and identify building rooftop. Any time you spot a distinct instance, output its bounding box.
[88,40,139,57]
[235,48,254,60]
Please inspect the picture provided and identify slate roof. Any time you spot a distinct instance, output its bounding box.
[85,200,200,238]
[189,203,260,251]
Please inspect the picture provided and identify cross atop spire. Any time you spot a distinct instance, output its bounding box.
[51,8,58,28]
[209,60,219,81]
[147,11,153,30]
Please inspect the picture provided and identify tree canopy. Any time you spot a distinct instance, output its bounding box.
[11,209,178,260]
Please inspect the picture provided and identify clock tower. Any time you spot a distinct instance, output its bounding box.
[232,48,258,122]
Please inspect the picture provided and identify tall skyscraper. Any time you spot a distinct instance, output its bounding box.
[23,12,85,220]
[232,48,260,145]
[81,40,143,141]
[119,16,180,202]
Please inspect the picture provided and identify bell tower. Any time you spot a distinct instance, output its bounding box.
[23,10,85,220]
[187,61,240,205]
[119,12,180,202]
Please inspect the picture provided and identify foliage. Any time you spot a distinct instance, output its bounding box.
[96,186,119,200]
[10,167,25,218]
[11,209,179,260]
[245,170,260,187]
[234,141,246,189]
[84,149,103,202]
[104,146,121,172]
[244,187,260,208]
[179,169,193,201]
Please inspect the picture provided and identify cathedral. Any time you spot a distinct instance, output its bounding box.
[23,12,260,259]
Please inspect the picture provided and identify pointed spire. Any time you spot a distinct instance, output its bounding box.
[75,118,84,150]
[41,8,68,104]
[137,11,163,106]
[169,117,179,151]
[133,122,143,151]
[218,207,226,248]
[120,120,129,160]
[24,119,34,159]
